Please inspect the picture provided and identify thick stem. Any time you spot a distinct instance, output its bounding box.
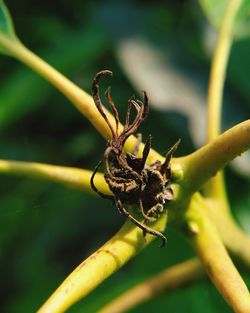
[178,120,250,195]
[37,214,167,313]
[0,160,110,195]
[97,259,204,313]
[195,193,250,269]
[185,194,250,313]
[203,172,229,202]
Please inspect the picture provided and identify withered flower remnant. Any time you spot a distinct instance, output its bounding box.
[90,70,179,246]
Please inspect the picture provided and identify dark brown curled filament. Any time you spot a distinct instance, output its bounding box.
[90,70,180,247]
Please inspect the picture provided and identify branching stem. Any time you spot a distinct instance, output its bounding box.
[178,120,250,195]
[195,193,250,269]
[0,4,249,312]
[185,194,250,313]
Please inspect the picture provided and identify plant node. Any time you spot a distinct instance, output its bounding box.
[90,70,180,246]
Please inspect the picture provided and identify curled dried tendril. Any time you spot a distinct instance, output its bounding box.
[91,70,180,246]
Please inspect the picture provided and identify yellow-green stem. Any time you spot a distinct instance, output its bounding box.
[1,38,162,164]
[205,0,243,198]
[195,193,250,268]
[98,258,204,313]
[207,0,242,141]
[185,194,250,313]
[179,120,250,195]
[38,214,167,313]
[0,160,110,195]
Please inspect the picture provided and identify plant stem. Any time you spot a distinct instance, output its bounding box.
[6,40,111,136]
[178,120,250,195]
[185,194,250,313]
[0,160,110,195]
[0,38,162,163]
[207,0,242,142]
[37,215,167,313]
[195,193,250,269]
[205,0,243,199]
[97,258,204,313]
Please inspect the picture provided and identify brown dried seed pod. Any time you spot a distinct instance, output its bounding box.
[90,70,180,247]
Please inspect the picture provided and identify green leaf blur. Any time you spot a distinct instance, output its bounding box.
[199,0,250,39]
[0,0,17,54]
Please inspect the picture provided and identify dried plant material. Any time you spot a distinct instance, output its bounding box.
[91,70,180,246]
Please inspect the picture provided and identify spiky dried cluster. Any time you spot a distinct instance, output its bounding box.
[91,70,179,246]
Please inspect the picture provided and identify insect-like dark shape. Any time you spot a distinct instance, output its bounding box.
[90,70,180,246]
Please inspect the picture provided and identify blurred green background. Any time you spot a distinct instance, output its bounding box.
[0,0,249,312]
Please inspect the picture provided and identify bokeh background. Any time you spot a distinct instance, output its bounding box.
[0,0,250,312]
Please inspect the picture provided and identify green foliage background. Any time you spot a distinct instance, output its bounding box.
[0,1,249,312]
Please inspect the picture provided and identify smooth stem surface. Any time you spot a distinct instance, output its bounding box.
[2,38,162,164]
[207,0,242,141]
[179,120,250,195]
[98,258,204,313]
[0,160,110,195]
[204,172,228,202]
[195,194,250,269]
[6,40,111,138]
[38,214,167,313]
[185,194,250,313]
[205,0,242,198]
